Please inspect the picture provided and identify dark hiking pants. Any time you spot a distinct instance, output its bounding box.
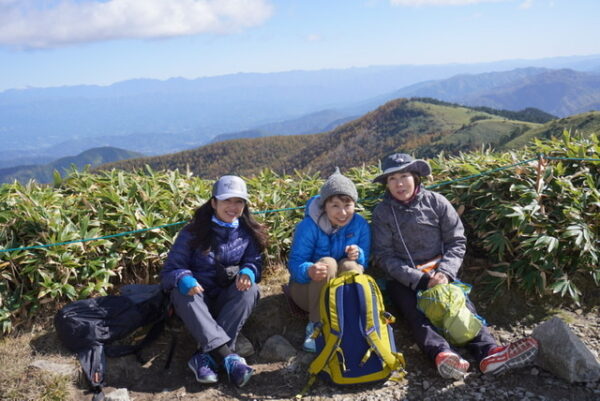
[170,283,259,354]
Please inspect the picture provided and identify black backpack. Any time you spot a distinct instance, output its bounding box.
[54,284,170,401]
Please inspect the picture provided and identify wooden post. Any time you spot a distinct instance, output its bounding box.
[535,153,547,214]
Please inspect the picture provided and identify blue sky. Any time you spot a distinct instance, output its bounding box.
[1,0,599,92]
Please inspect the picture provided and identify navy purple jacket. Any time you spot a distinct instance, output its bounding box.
[160,222,262,298]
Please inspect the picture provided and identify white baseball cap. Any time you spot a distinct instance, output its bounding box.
[212,175,249,201]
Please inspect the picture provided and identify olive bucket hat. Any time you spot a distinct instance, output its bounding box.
[373,153,431,184]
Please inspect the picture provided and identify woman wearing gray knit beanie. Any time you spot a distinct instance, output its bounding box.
[287,168,371,352]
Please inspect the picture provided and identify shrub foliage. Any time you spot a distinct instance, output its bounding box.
[0,133,598,333]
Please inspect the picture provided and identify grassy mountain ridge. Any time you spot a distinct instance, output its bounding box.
[102,99,549,177]
[504,110,600,148]
[0,147,143,184]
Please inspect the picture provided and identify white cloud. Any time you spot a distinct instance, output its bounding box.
[306,34,321,42]
[0,0,273,49]
[519,0,534,9]
[390,0,506,6]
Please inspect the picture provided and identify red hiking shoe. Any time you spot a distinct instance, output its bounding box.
[480,337,539,375]
[435,351,470,380]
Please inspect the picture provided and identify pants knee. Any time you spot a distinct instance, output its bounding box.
[236,283,260,306]
[339,259,364,274]
[318,257,338,278]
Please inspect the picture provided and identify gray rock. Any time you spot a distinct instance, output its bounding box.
[533,317,600,383]
[283,352,313,373]
[259,334,297,362]
[236,332,255,357]
[29,359,78,378]
[105,388,130,401]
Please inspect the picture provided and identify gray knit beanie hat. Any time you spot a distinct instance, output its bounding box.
[318,167,358,207]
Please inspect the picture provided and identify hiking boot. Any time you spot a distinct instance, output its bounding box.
[224,353,254,388]
[480,337,539,375]
[187,352,218,384]
[435,351,470,380]
[303,321,317,353]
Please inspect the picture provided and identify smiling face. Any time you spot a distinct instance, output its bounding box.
[324,195,355,227]
[211,197,245,223]
[386,172,416,202]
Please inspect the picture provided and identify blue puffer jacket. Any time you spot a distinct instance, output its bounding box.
[287,195,371,284]
[160,222,262,297]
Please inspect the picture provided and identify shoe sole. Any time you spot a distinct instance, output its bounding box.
[438,354,469,380]
[236,368,255,388]
[481,338,538,375]
[187,360,218,384]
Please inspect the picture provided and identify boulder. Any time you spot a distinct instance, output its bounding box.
[105,388,130,401]
[532,317,600,383]
[236,332,255,357]
[259,334,297,362]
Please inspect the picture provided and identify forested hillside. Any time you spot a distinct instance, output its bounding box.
[101,98,590,179]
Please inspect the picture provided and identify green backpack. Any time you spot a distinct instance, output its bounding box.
[416,282,484,346]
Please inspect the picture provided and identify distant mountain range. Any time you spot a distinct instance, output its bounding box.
[393,68,600,117]
[0,147,143,184]
[206,67,600,145]
[102,98,599,179]
[2,54,600,169]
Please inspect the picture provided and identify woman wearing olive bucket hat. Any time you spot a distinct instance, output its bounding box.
[370,153,538,380]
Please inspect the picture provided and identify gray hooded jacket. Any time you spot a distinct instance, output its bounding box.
[371,187,466,290]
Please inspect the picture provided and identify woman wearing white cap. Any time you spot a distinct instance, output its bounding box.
[160,175,268,388]
[371,153,538,380]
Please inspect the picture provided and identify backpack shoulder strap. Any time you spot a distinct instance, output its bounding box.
[307,274,347,376]
[353,274,405,372]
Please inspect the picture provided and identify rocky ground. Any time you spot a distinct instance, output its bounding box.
[28,263,600,401]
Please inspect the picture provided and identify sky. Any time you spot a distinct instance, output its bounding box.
[1,0,599,92]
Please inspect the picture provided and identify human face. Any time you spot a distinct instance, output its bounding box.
[324,196,355,227]
[386,172,416,202]
[211,197,245,223]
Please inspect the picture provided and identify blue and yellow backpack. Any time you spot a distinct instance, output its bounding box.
[300,272,406,395]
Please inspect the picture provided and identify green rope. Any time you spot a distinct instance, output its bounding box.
[427,158,537,190]
[0,207,307,253]
[1,156,597,253]
[0,221,186,253]
[543,156,600,162]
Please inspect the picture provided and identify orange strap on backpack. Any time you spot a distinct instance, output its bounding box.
[415,255,442,274]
